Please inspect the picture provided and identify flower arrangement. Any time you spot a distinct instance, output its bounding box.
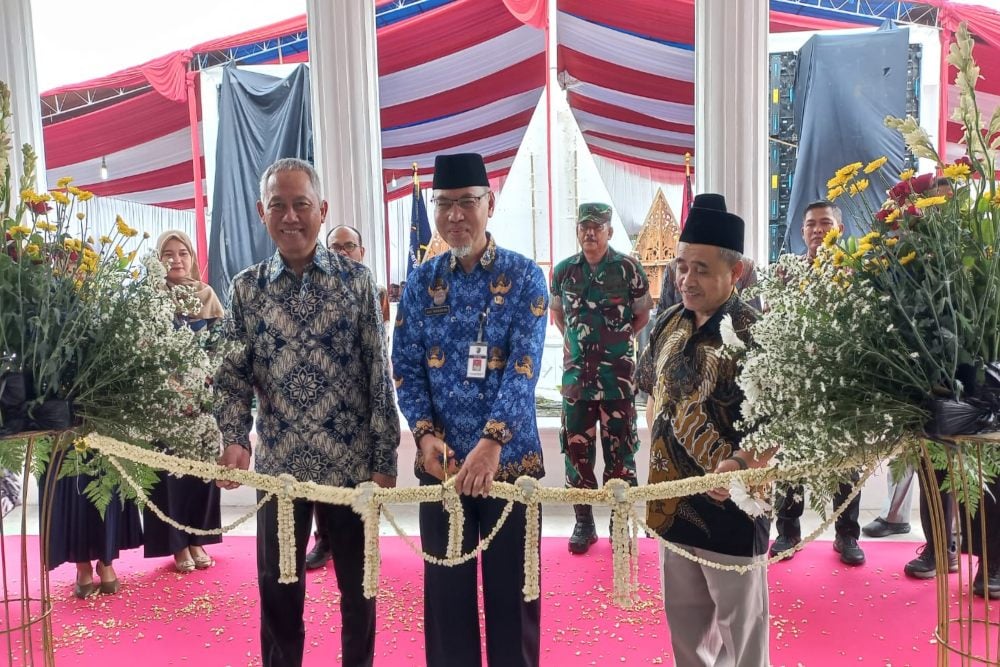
[735,22,1000,505]
[0,80,232,512]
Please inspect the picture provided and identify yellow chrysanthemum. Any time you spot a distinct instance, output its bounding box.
[8,225,31,236]
[914,195,948,209]
[835,161,864,178]
[848,179,870,196]
[942,163,971,181]
[115,215,138,238]
[899,251,917,266]
[852,243,874,259]
[19,188,37,201]
[832,249,847,267]
[35,221,57,232]
[127,250,137,264]
[822,227,842,247]
[885,237,899,247]
[63,238,82,252]
[51,191,70,206]
[860,231,882,243]
[826,174,847,189]
[56,176,74,189]
[67,186,84,197]
[899,168,915,181]
[99,235,112,244]
[827,186,845,200]
[76,190,94,202]
[863,156,888,174]
[885,208,902,224]
[25,243,40,257]
[114,245,125,260]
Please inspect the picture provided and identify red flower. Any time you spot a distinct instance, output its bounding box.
[875,208,890,222]
[955,156,973,168]
[910,173,935,195]
[889,180,912,203]
[31,201,50,215]
[906,204,920,218]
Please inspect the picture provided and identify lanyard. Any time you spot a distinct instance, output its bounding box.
[477,306,490,343]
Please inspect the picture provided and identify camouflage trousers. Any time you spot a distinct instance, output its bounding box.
[560,397,639,489]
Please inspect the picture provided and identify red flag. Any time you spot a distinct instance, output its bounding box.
[680,152,693,229]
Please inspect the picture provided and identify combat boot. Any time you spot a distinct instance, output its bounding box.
[569,504,598,555]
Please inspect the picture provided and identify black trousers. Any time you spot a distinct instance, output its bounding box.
[775,471,861,540]
[256,493,375,667]
[965,477,1000,561]
[419,477,541,667]
[917,468,956,554]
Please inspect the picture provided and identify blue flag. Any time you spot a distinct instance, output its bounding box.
[408,176,432,275]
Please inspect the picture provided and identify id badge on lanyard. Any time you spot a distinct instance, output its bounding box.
[466,307,490,380]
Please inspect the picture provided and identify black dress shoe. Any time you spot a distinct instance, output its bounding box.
[833,535,866,566]
[861,517,911,538]
[973,560,1000,599]
[305,539,331,570]
[769,534,801,560]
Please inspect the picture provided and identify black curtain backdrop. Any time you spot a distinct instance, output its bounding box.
[784,29,909,255]
[208,64,313,302]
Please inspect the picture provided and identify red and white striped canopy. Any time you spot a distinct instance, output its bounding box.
[39,0,1000,210]
[40,1,545,209]
[555,0,885,177]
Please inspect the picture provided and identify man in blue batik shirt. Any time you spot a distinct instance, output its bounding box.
[393,153,548,667]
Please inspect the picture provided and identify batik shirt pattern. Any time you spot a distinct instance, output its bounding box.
[635,293,769,557]
[392,235,548,482]
[551,248,650,400]
[214,244,399,486]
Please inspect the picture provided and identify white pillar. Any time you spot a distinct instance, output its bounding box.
[0,0,46,197]
[694,0,769,264]
[306,0,386,282]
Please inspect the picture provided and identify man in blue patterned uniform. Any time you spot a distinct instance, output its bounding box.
[215,158,399,667]
[393,153,548,667]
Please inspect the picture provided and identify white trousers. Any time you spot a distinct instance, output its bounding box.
[659,542,770,667]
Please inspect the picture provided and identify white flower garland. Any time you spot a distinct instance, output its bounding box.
[85,432,893,607]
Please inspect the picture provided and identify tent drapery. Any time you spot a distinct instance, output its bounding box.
[36,0,1000,244]
[206,65,313,303]
[937,2,1000,163]
[502,0,547,28]
[783,28,909,255]
[40,0,545,213]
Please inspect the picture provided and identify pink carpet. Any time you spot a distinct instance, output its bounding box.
[4,536,980,665]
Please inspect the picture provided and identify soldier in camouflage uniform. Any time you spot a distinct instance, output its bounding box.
[550,202,653,554]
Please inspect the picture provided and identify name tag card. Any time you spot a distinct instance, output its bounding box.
[466,343,488,379]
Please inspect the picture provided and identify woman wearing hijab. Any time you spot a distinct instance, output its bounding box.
[143,230,225,572]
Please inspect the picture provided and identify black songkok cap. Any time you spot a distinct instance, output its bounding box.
[679,193,745,254]
[691,193,726,211]
[432,153,490,189]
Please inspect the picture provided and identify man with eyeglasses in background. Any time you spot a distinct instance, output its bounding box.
[393,153,547,666]
[301,224,392,572]
[550,203,651,554]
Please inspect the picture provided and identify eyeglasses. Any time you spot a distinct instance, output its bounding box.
[329,242,360,253]
[432,192,491,212]
[577,222,608,233]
